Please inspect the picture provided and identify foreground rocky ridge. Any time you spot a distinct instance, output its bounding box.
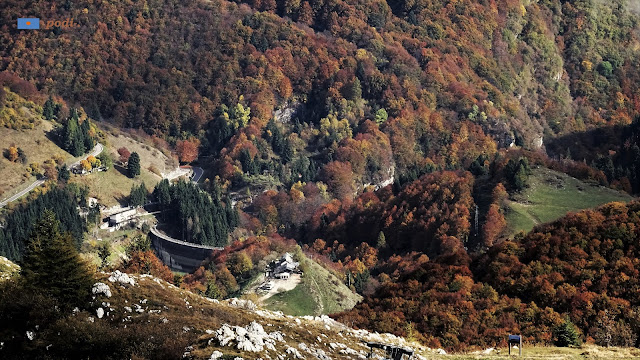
[80,271,436,359]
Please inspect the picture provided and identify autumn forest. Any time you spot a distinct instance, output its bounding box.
[1,0,640,353]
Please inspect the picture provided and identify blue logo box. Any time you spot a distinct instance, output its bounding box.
[18,18,40,29]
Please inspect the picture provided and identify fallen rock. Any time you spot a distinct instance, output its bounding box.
[92,282,112,298]
[209,350,224,360]
[96,308,104,319]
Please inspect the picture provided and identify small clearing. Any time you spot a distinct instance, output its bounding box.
[257,273,302,302]
[504,167,633,237]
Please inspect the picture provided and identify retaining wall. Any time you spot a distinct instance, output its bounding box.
[150,226,222,272]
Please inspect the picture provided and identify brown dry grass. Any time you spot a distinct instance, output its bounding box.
[0,120,69,197]
[70,165,160,207]
[433,344,640,359]
[105,131,175,174]
[70,127,176,206]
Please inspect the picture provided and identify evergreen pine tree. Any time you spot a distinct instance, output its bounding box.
[225,200,238,228]
[554,316,581,347]
[128,152,141,178]
[281,138,294,163]
[63,110,79,153]
[57,164,70,183]
[154,179,171,220]
[81,119,94,151]
[43,96,56,120]
[20,211,93,310]
[129,183,147,207]
[376,231,386,249]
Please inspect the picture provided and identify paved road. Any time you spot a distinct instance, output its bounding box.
[0,143,103,209]
[0,178,46,208]
[168,166,203,183]
[191,166,204,183]
[70,143,104,168]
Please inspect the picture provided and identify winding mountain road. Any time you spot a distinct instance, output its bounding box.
[0,178,46,208]
[0,143,103,209]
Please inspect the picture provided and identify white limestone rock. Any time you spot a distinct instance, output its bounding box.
[92,282,112,298]
[228,298,257,311]
[286,346,304,359]
[96,308,104,319]
[108,270,135,286]
[215,321,284,353]
[209,350,224,360]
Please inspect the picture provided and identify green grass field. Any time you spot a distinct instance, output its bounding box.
[263,254,362,316]
[504,167,633,237]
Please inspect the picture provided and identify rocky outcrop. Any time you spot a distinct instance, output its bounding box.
[274,102,301,124]
[92,282,112,298]
[226,298,257,311]
[214,321,285,353]
[108,270,136,286]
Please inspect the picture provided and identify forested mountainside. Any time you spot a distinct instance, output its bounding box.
[2,0,640,166]
[2,0,640,355]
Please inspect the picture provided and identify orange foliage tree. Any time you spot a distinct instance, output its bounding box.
[121,250,174,283]
[176,138,201,164]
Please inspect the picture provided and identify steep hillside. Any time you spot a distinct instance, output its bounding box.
[3,0,640,353]
[180,235,362,316]
[70,127,172,207]
[2,0,640,186]
[504,167,633,236]
[0,88,69,200]
[2,270,639,359]
[0,270,431,359]
[263,252,362,316]
[478,201,640,347]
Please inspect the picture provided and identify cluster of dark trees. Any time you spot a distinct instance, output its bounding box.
[0,186,86,261]
[60,109,95,157]
[42,96,62,121]
[129,183,148,207]
[503,157,531,191]
[265,119,293,162]
[545,120,640,194]
[153,180,238,246]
